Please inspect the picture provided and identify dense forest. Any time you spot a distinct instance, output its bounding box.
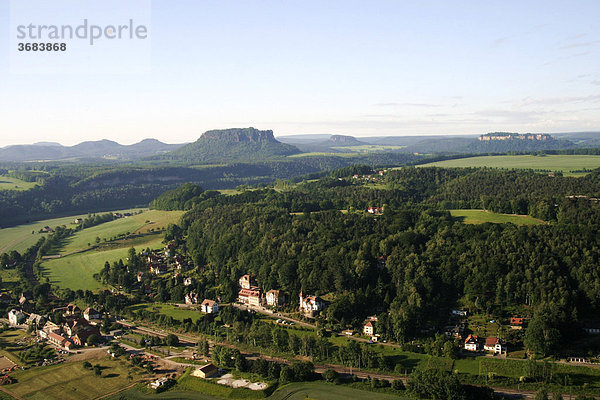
[146,166,600,356]
[0,153,417,226]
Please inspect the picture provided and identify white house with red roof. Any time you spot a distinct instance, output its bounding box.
[200,299,219,314]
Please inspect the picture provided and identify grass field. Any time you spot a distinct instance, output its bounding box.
[288,152,360,158]
[35,210,183,291]
[128,303,204,323]
[40,237,162,290]
[268,382,405,400]
[450,210,544,225]
[417,154,600,175]
[331,145,406,153]
[0,214,88,254]
[5,356,145,400]
[0,176,38,191]
[54,209,183,256]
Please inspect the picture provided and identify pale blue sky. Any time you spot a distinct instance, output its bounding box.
[1,0,599,146]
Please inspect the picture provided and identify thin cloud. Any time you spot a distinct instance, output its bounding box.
[559,40,600,50]
[374,102,441,108]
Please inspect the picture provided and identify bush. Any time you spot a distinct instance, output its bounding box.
[392,379,405,390]
[324,369,338,383]
[82,361,92,369]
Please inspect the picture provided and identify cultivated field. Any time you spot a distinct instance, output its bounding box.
[0,175,37,191]
[4,356,145,400]
[450,210,544,226]
[418,154,600,175]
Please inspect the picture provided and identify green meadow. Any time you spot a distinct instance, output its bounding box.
[450,210,544,226]
[331,145,406,153]
[5,356,145,400]
[0,213,89,254]
[0,175,38,191]
[417,154,600,175]
[32,209,183,291]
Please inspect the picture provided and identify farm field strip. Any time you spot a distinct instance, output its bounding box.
[417,154,600,175]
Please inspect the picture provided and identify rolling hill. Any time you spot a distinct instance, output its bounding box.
[0,139,184,161]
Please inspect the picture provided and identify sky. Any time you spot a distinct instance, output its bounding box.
[0,0,599,146]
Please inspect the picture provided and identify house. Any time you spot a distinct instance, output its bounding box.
[444,325,465,338]
[585,327,600,335]
[151,264,168,275]
[200,299,219,314]
[41,321,61,335]
[464,334,481,351]
[26,313,46,327]
[299,292,325,314]
[510,317,524,330]
[64,318,89,336]
[238,274,257,290]
[194,363,219,379]
[47,332,73,349]
[238,288,262,307]
[363,321,375,336]
[484,337,505,354]
[149,377,170,389]
[71,326,101,346]
[74,218,83,224]
[65,304,81,316]
[367,207,383,215]
[83,307,101,321]
[342,330,354,336]
[266,290,286,307]
[183,277,194,286]
[7,309,25,326]
[40,226,53,233]
[137,272,144,282]
[452,309,468,317]
[185,291,199,305]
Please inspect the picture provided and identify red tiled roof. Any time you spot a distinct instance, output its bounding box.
[238,288,260,297]
[510,317,523,325]
[485,337,500,346]
[464,334,478,344]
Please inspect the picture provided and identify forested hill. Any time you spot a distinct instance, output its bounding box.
[157,127,301,163]
[165,166,600,356]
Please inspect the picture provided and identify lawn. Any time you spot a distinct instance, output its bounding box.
[417,154,600,175]
[0,176,38,191]
[128,303,204,323]
[35,210,183,291]
[53,210,183,256]
[0,214,88,254]
[39,235,165,291]
[4,356,145,400]
[450,210,544,226]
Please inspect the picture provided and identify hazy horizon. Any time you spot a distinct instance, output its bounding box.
[2,0,599,147]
